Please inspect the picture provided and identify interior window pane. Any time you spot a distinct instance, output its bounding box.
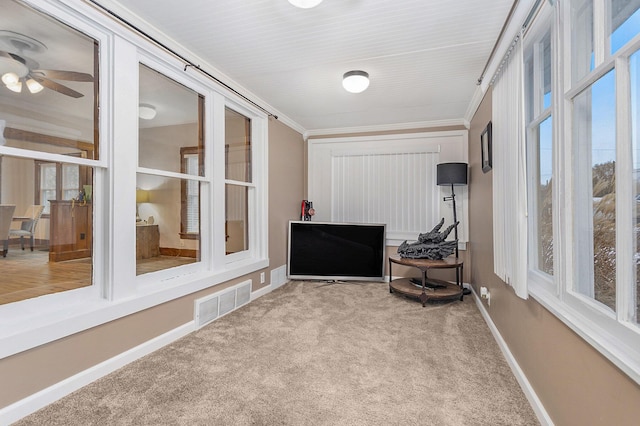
[573,70,617,310]
[610,0,640,55]
[225,184,248,254]
[631,49,640,324]
[572,0,594,85]
[537,116,554,275]
[0,0,97,158]
[136,173,199,276]
[138,64,202,175]
[225,108,252,183]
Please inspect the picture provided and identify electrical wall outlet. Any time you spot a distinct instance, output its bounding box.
[260,272,265,284]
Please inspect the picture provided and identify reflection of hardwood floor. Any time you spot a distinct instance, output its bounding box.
[0,247,91,305]
[0,245,196,305]
[136,255,196,275]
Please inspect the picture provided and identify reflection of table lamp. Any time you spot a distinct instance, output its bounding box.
[436,162,468,258]
[136,189,149,222]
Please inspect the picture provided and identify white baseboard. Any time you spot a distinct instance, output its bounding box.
[2,278,290,425]
[470,287,554,426]
[251,282,274,300]
[0,322,195,425]
[2,276,291,425]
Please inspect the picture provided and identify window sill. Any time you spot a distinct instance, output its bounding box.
[529,282,640,385]
[0,257,268,359]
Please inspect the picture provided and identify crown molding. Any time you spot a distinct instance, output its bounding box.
[304,118,469,139]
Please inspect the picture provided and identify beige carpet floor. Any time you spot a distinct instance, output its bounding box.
[16,281,539,425]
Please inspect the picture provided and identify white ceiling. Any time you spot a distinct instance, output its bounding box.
[93,1,514,133]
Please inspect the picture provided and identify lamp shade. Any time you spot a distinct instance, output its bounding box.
[437,162,468,186]
[136,189,150,203]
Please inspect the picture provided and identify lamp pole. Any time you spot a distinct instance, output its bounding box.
[443,183,459,258]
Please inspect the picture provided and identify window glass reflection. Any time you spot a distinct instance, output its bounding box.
[610,0,640,55]
[138,64,202,175]
[136,173,200,276]
[631,49,640,324]
[0,0,97,305]
[225,184,248,254]
[225,108,251,183]
[573,70,617,310]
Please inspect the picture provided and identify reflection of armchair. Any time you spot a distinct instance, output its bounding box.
[0,205,17,257]
[10,205,44,251]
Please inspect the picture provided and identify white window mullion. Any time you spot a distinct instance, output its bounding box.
[594,0,607,64]
[615,55,634,321]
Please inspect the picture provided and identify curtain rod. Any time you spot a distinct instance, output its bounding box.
[476,0,544,86]
[85,0,278,119]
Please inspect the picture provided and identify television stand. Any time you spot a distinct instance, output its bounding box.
[388,255,463,306]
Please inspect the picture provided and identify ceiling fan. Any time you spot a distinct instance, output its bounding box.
[0,31,93,98]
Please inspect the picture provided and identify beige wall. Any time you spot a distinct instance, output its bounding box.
[0,118,304,409]
[268,118,305,269]
[469,88,640,424]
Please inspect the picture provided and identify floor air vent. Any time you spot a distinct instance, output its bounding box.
[194,280,252,329]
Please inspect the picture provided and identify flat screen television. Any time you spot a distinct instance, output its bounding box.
[287,221,386,282]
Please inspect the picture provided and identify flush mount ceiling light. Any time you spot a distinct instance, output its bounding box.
[138,103,157,120]
[288,0,323,8]
[342,70,370,93]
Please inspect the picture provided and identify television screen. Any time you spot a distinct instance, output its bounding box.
[287,221,386,282]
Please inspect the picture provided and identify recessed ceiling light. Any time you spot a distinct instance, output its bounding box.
[342,70,370,93]
[288,0,323,9]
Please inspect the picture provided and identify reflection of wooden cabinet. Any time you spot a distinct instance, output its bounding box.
[49,201,92,262]
[136,224,159,259]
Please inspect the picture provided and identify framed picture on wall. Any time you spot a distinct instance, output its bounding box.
[481,121,492,173]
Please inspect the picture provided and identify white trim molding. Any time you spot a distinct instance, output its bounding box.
[471,287,554,426]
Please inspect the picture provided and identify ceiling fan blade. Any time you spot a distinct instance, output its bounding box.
[32,69,93,82]
[32,76,84,98]
[0,50,26,65]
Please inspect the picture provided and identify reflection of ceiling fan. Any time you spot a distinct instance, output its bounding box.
[0,31,93,98]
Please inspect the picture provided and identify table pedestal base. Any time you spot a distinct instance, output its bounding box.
[390,278,463,306]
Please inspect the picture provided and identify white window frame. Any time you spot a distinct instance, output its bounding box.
[223,100,268,266]
[0,0,269,359]
[133,54,213,290]
[524,5,556,288]
[525,0,640,384]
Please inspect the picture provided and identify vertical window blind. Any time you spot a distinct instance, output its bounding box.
[331,152,439,240]
[492,32,529,299]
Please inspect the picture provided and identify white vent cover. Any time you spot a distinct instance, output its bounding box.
[194,280,252,329]
[194,295,219,329]
[236,283,251,306]
[219,291,236,316]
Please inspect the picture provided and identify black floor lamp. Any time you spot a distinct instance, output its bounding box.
[437,162,469,293]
